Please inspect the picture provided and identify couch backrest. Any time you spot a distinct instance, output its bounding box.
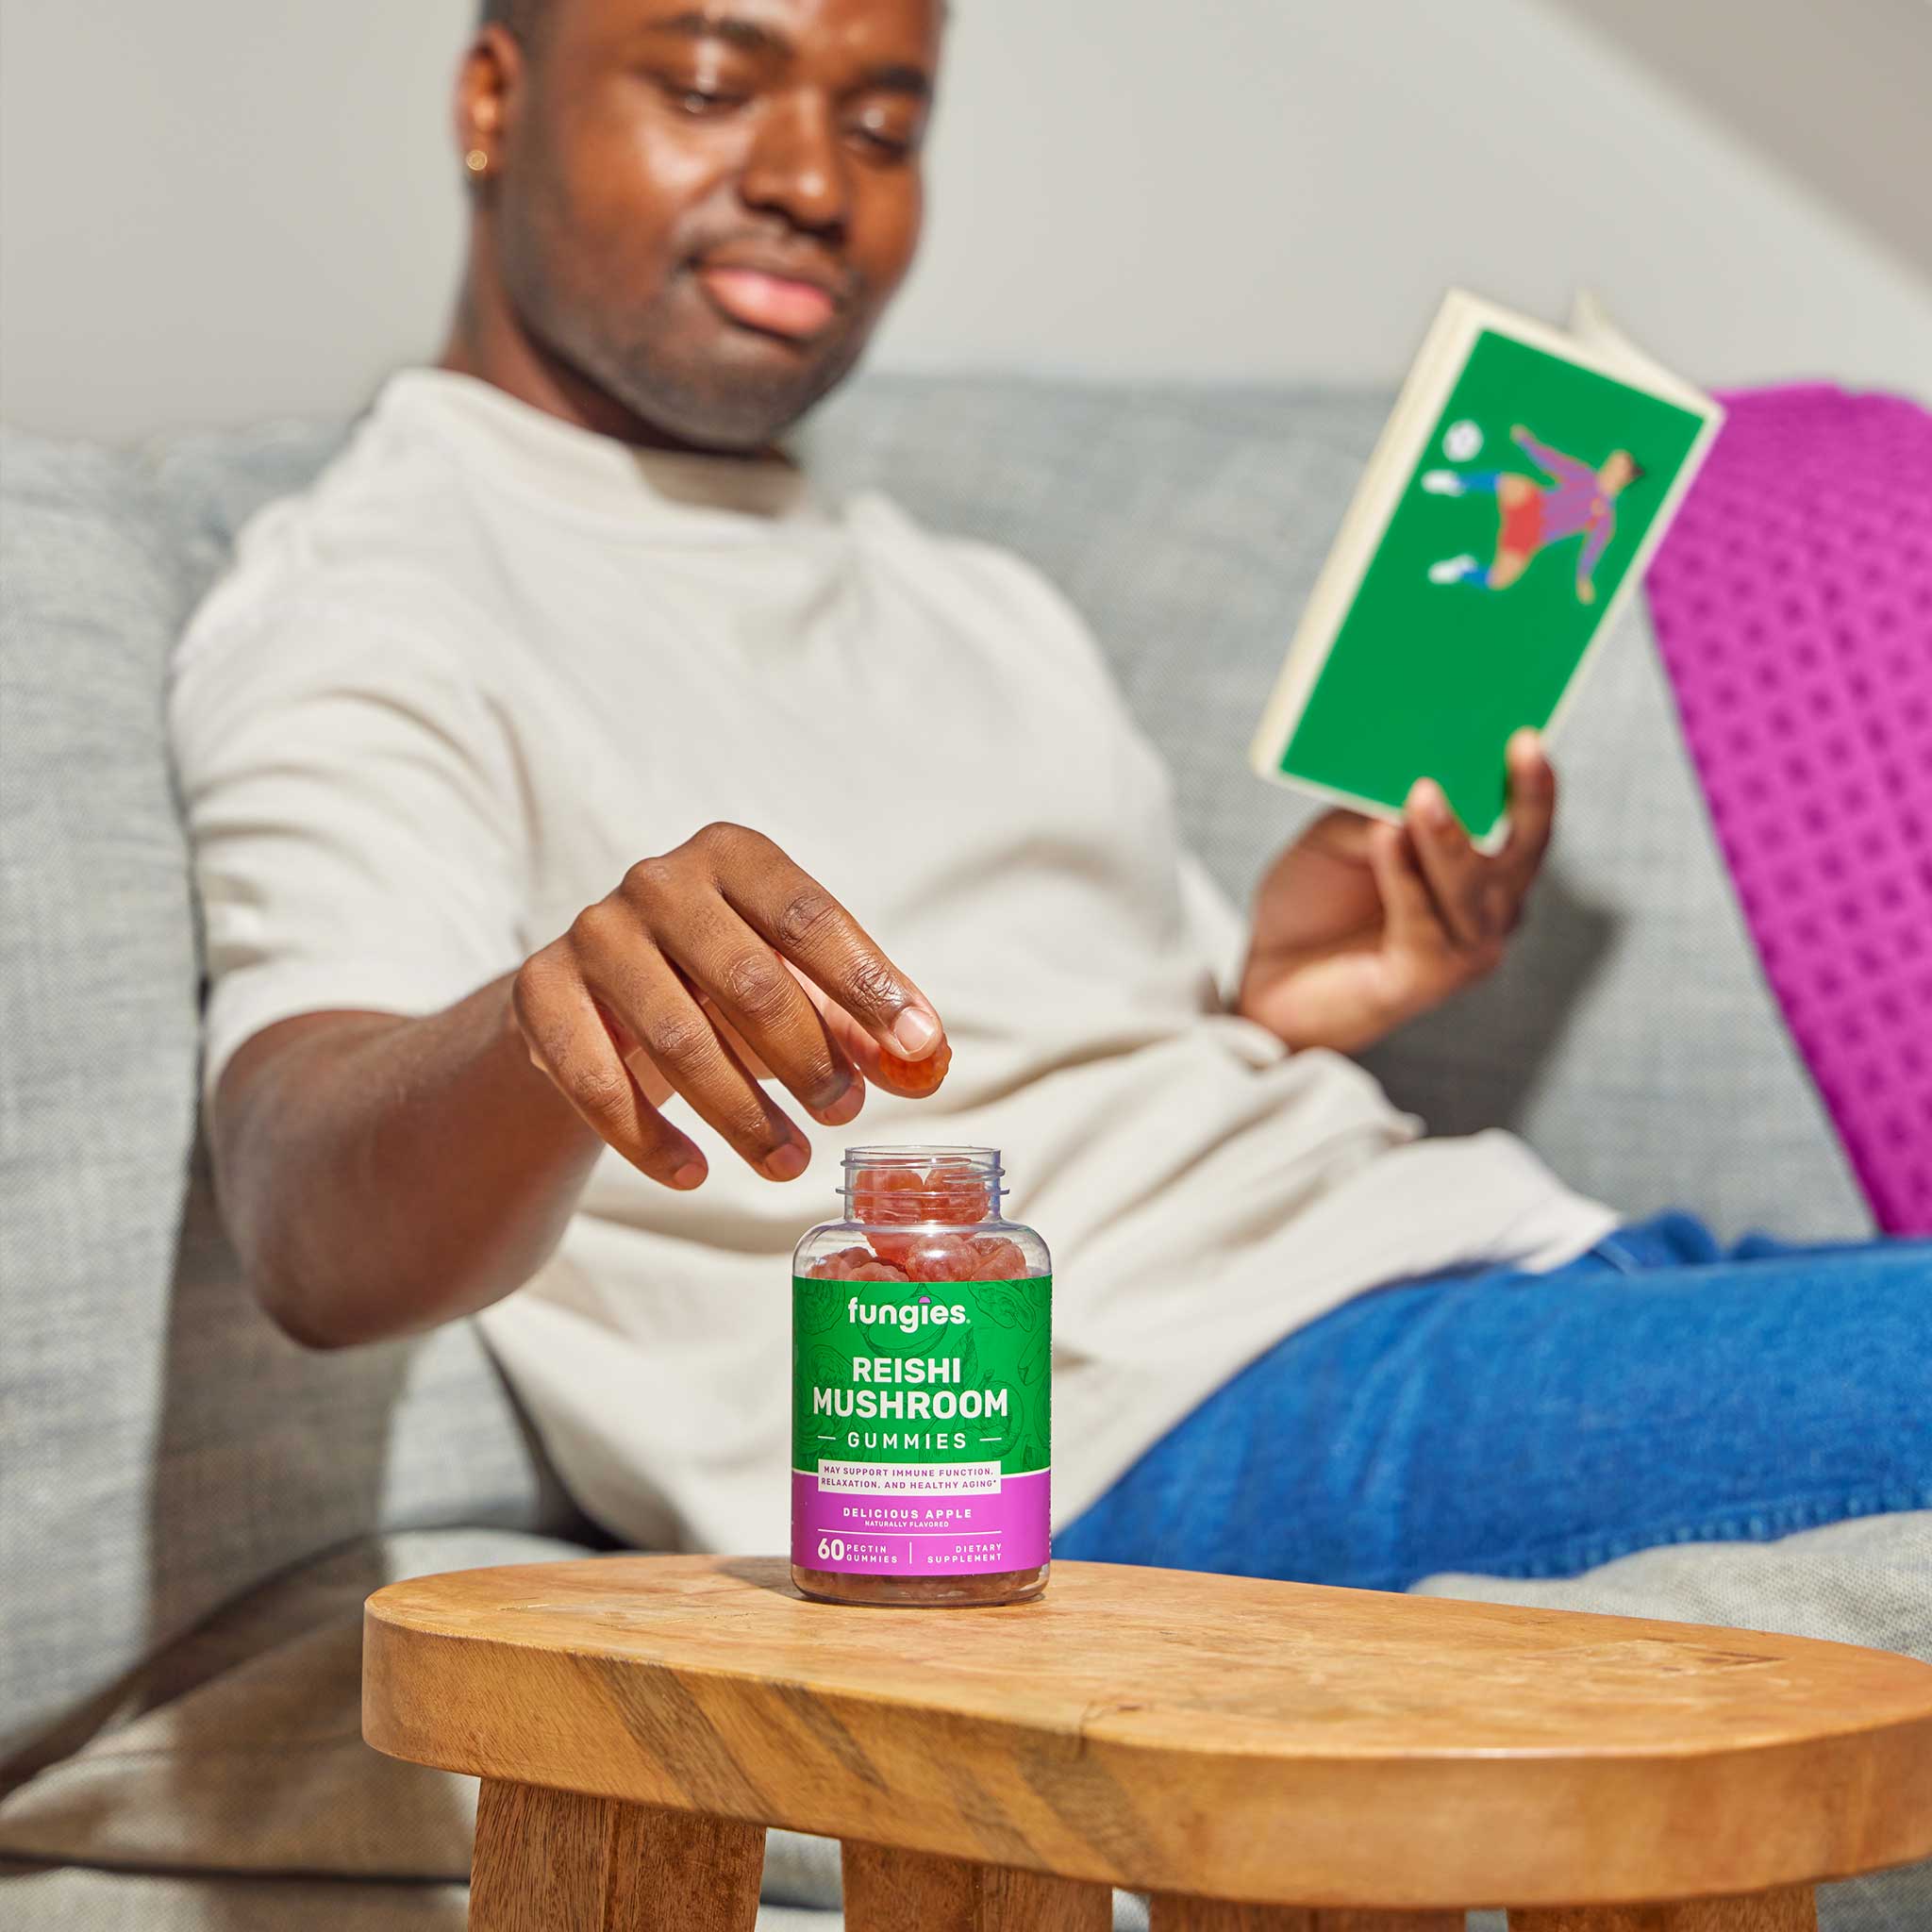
[806,376,1870,1239]
[141,383,1874,1253]
[0,429,581,1772]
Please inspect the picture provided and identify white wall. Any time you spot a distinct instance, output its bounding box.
[0,0,473,440]
[5,0,1929,443]
[884,0,1932,398]
[1539,0,1932,292]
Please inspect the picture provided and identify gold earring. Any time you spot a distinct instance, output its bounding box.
[465,148,490,175]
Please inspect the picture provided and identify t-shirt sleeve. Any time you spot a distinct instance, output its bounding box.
[169,600,531,1101]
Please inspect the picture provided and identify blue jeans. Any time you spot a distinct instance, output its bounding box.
[1058,1215,1932,1591]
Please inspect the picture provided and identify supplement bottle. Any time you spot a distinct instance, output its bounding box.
[791,1145,1050,1607]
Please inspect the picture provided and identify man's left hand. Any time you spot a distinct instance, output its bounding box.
[1235,730,1555,1057]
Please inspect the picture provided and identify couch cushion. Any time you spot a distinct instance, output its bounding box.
[0,1525,900,1926]
[0,1867,475,1932]
[0,1531,581,1879]
[0,1868,845,1932]
[0,429,579,1772]
[805,375,1872,1240]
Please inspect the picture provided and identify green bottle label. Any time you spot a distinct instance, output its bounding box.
[791,1276,1051,1475]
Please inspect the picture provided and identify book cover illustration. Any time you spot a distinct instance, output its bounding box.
[1252,298,1722,842]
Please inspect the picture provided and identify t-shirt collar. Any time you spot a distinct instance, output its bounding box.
[376,366,818,527]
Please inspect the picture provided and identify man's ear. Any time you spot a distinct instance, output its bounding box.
[454,25,525,184]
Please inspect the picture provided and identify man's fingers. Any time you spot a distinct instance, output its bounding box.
[591,996,675,1108]
[535,822,946,1194]
[704,825,943,1061]
[1500,729,1557,884]
[576,916,812,1182]
[696,997,773,1082]
[784,967,941,1100]
[1295,808,1379,863]
[665,904,866,1128]
[512,958,708,1191]
[1368,821,1447,957]
[1403,780,1491,947]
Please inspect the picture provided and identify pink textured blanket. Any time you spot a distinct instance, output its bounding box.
[1644,384,1932,1236]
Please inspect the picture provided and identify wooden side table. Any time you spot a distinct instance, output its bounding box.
[362,1555,1932,1931]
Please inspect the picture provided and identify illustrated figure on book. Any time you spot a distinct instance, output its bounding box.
[1424,425,1643,603]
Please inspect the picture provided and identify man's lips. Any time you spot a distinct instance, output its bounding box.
[695,264,841,341]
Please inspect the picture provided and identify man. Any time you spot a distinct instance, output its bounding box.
[171,0,1924,1585]
[1425,426,1641,602]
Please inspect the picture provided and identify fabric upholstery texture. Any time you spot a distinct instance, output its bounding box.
[0,1870,843,1932]
[0,1532,583,1881]
[0,428,585,1774]
[0,1526,888,1929]
[1646,385,1932,1234]
[2,431,206,1761]
[0,381,1908,1930]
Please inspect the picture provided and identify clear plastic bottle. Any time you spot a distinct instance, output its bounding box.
[791,1145,1051,1607]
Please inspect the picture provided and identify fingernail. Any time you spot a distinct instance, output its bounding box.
[823,1083,864,1126]
[892,1008,940,1057]
[765,1143,808,1182]
[1412,779,1449,824]
[672,1161,707,1190]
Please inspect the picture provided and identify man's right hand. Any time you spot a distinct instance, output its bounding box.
[510,822,944,1191]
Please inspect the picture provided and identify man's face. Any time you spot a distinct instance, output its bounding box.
[484,0,940,450]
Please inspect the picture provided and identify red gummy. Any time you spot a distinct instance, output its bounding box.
[853,1159,992,1261]
[808,1245,873,1280]
[967,1235,1029,1281]
[904,1236,977,1283]
[874,1035,952,1097]
[808,1245,908,1284]
[903,1233,1028,1283]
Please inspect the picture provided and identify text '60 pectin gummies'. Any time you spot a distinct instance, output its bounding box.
[791,1146,1051,1607]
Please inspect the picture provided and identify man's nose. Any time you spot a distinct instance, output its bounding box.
[739,91,850,238]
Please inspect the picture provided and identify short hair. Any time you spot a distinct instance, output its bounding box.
[480,0,552,41]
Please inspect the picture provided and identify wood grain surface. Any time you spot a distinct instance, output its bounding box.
[1507,1885,1818,1930]
[466,1777,764,1931]
[1149,1903,1465,1930]
[361,1555,1932,1910]
[841,1841,1110,1930]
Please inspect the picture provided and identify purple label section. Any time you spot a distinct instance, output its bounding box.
[791,1467,1049,1575]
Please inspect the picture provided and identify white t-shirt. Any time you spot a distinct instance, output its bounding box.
[170,371,1615,1551]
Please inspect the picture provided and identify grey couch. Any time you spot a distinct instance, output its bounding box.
[1,377,1916,1930]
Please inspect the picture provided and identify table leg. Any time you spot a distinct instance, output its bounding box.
[1149,1903,1462,1930]
[468,1777,765,1932]
[1508,1886,1817,1931]
[841,1840,1112,1931]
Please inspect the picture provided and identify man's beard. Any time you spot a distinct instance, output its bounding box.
[558,293,870,455]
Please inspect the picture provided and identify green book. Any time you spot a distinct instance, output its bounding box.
[1250,291,1723,842]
